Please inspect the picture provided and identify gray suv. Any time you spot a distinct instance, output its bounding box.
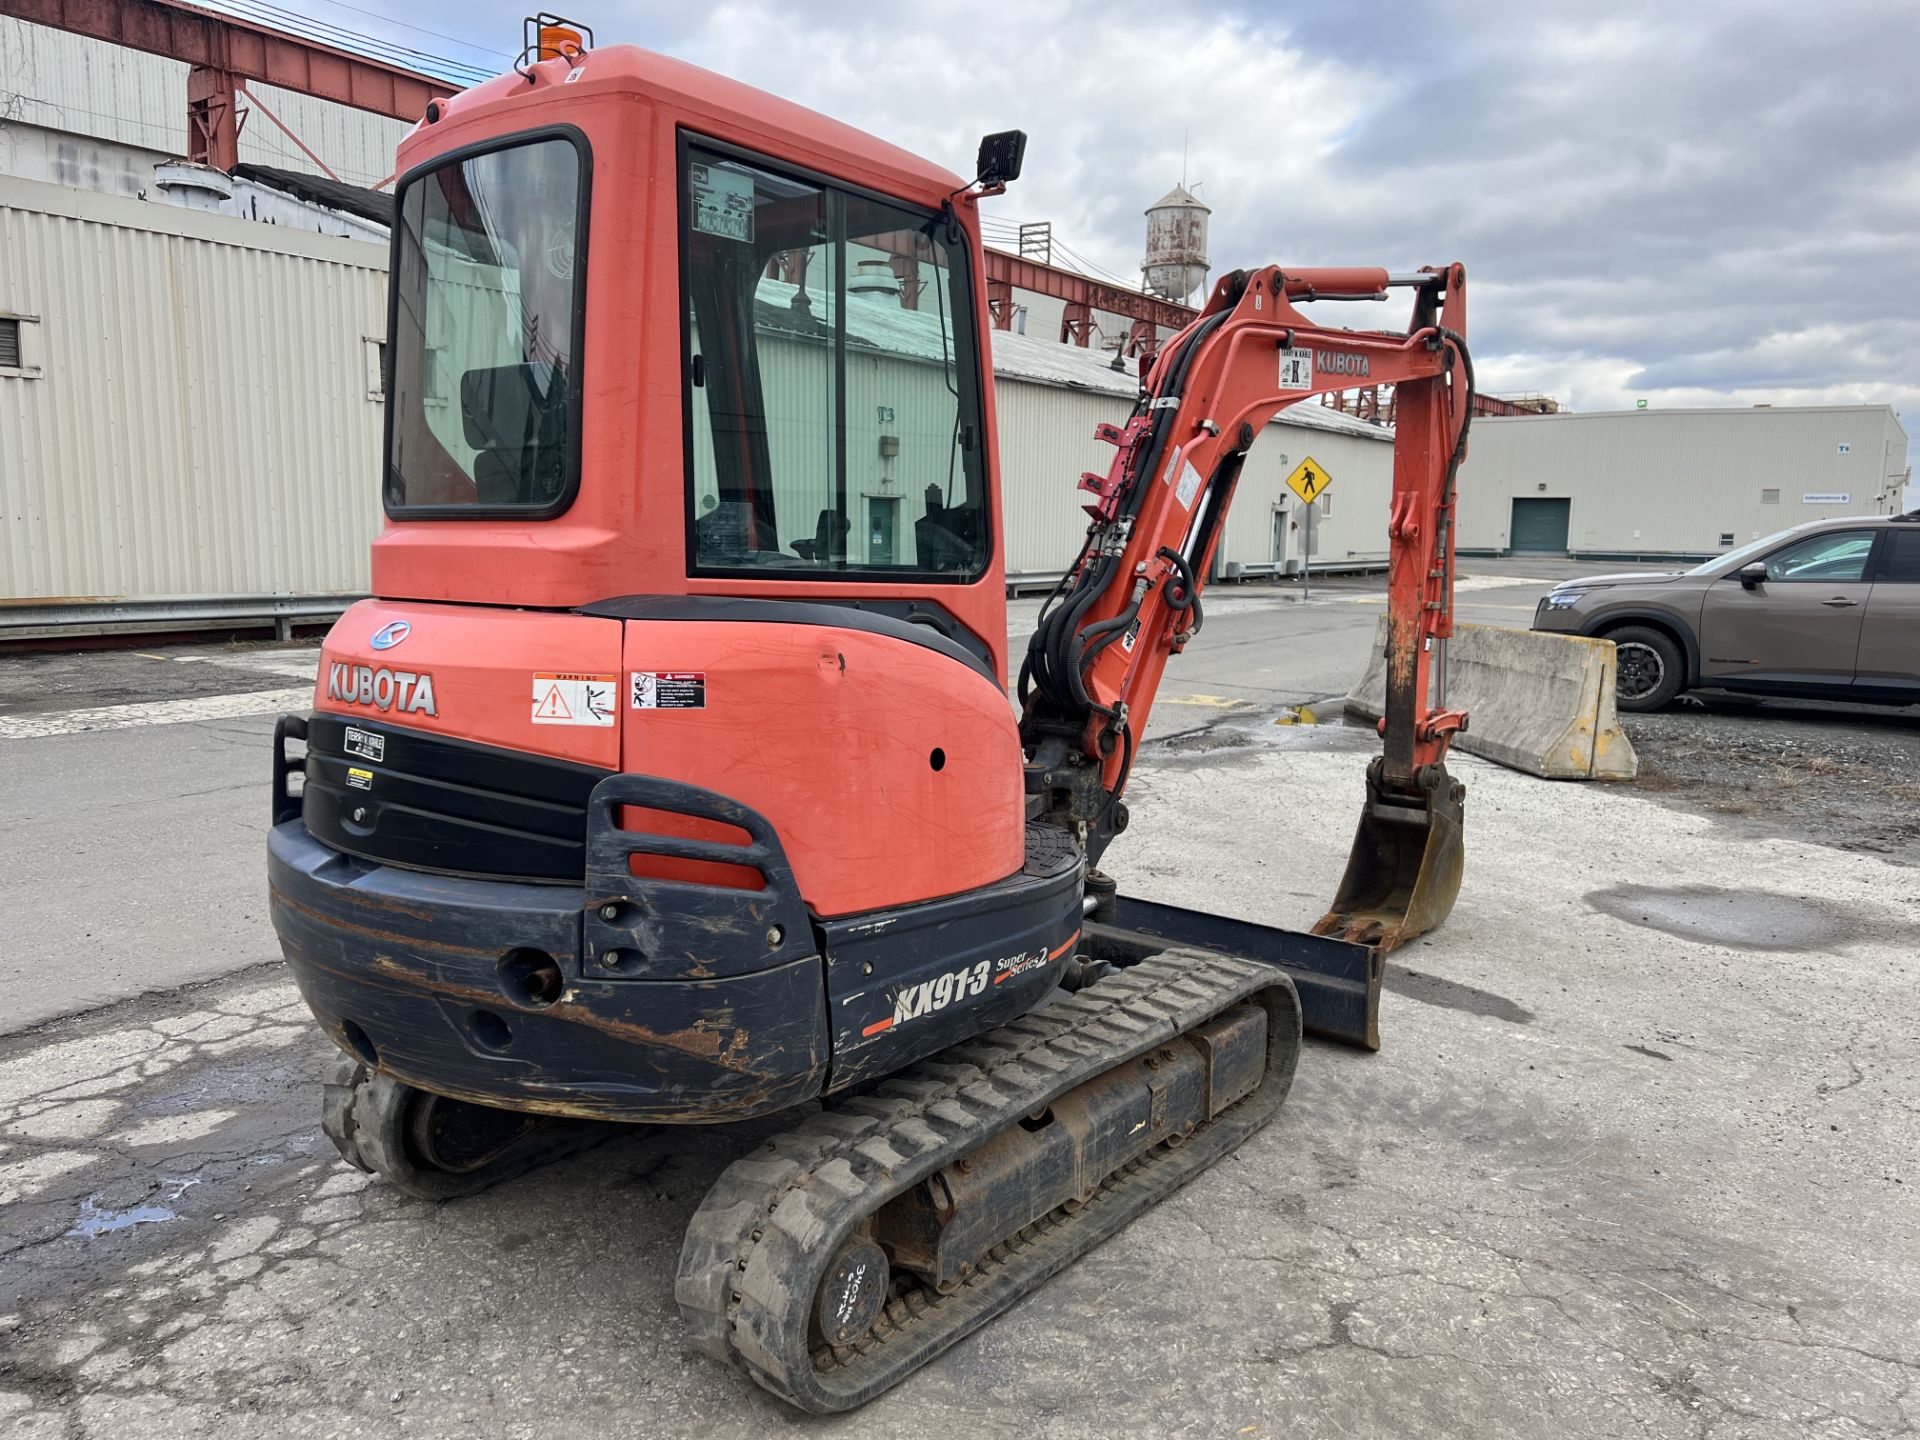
[1532,512,1920,711]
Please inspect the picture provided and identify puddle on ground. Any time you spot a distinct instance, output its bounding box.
[1585,885,1853,952]
[64,1177,199,1238]
[67,1198,176,1237]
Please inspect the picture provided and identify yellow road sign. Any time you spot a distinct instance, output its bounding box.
[1285,456,1332,505]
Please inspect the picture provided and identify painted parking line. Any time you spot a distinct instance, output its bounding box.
[0,687,311,740]
[1158,694,1254,709]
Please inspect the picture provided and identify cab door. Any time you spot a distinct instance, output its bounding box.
[1698,528,1878,687]
[1856,526,1920,697]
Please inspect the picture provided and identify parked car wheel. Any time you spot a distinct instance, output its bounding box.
[1607,626,1685,711]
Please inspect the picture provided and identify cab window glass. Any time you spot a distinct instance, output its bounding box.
[681,142,988,579]
[387,135,585,513]
[1879,528,1920,582]
[1763,530,1876,582]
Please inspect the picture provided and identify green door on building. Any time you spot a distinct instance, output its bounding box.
[1510,497,1571,554]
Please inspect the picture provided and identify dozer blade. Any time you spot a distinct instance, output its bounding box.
[1313,757,1466,953]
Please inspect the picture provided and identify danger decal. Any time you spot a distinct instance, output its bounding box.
[631,671,707,710]
[531,673,617,728]
[327,663,437,716]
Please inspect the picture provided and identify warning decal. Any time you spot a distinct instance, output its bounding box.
[531,673,617,727]
[631,671,707,710]
[1174,455,1204,510]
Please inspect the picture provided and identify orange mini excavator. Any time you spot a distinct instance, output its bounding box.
[268,19,1473,1412]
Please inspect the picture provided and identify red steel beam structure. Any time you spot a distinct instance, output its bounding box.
[986,249,1196,349]
[0,0,457,170]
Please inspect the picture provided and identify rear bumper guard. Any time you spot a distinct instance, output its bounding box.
[268,717,829,1123]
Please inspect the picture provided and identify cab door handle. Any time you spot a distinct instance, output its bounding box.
[1821,597,1859,608]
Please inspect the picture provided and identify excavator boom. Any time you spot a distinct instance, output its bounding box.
[1020,263,1474,949]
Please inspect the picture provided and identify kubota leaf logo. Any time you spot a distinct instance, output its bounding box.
[370,620,412,651]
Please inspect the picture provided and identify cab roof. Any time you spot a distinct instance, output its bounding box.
[398,44,968,207]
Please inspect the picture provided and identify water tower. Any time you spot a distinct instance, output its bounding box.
[1142,184,1210,305]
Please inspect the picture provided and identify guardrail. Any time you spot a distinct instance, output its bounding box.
[0,593,364,642]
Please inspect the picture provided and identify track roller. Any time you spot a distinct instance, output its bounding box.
[321,1055,616,1201]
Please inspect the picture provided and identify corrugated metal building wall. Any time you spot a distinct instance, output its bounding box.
[990,333,1396,579]
[1457,406,1912,559]
[0,17,414,190]
[0,176,1397,606]
[1,175,387,600]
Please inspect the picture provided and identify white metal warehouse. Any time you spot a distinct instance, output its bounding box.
[0,171,1391,627]
[1457,405,1912,561]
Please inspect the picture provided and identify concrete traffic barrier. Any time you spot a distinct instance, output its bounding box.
[1344,618,1638,780]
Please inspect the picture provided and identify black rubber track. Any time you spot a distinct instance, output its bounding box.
[321,1056,617,1201]
[675,948,1303,1412]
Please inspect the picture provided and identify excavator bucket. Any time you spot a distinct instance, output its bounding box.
[1314,758,1466,953]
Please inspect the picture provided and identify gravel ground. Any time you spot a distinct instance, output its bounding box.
[1622,694,1920,862]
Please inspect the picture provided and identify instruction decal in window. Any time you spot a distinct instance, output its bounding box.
[690,163,755,243]
[531,672,617,727]
[1278,347,1314,390]
[631,671,707,710]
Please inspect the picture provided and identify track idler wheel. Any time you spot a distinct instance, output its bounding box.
[320,1055,616,1201]
[1314,757,1466,953]
[813,1236,891,1350]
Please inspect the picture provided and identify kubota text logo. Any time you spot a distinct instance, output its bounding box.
[327,662,438,716]
[1318,350,1371,377]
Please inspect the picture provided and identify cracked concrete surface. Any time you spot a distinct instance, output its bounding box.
[3,719,1916,1438]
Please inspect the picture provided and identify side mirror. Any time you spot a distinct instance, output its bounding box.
[1738,561,1768,589]
[975,130,1027,191]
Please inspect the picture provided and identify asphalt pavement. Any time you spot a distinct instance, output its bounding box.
[3,564,1917,1437]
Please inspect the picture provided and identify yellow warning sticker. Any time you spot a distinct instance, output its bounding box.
[346,767,373,791]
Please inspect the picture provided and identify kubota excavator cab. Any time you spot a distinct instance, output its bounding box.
[271,43,1089,1126]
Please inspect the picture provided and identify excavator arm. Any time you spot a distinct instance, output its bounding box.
[1019,263,1474,950]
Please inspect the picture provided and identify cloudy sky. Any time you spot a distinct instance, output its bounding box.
[274,0,1917,469]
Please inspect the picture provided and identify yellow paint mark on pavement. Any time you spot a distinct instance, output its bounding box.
[1159,694,1252,709]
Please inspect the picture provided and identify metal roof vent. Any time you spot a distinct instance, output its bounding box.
[847,258,902,300]
[152,161,235,213]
